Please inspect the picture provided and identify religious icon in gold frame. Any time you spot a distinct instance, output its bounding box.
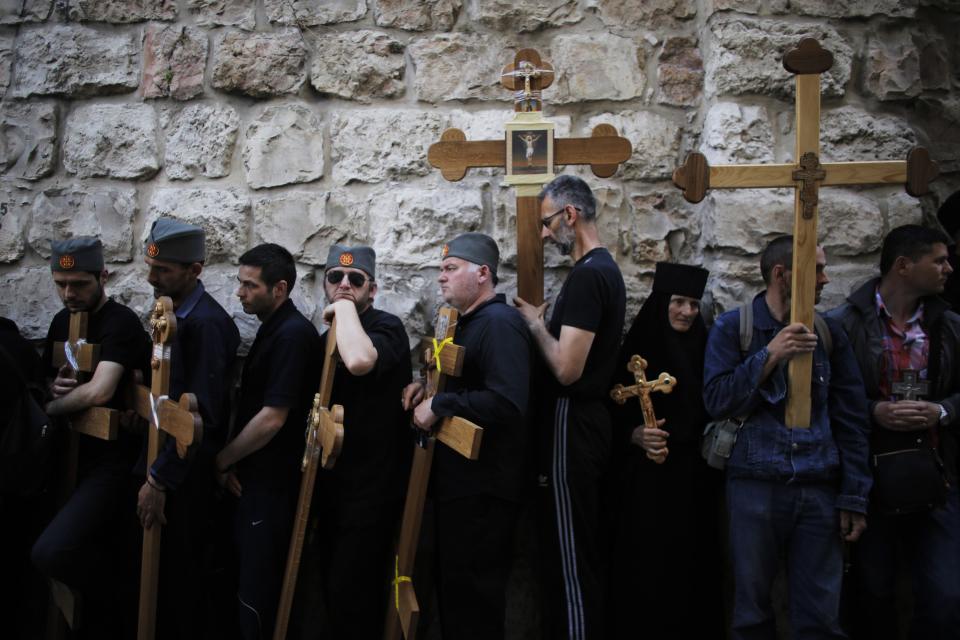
[504,113,555,187]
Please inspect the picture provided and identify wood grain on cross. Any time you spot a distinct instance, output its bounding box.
[672,38,939,428]
[384,307,482,640]
[610,355,676,463]
[428,48,632,306]
[273,317,345,640]
[134,297,203,640]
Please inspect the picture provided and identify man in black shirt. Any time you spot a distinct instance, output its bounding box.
[405,232,532,640]
[137,217,240,639]
[312,245,411,639]
[32,237,151,637]
[515,175,626,640]
[215,243,321,640]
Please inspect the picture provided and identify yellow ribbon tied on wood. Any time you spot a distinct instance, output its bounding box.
[393,554,412,611]
[432,337,453,374]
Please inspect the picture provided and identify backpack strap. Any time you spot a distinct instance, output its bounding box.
[813,313,832,358]
[738,302,753,354]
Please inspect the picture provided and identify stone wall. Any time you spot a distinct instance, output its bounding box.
[1,0,958,345]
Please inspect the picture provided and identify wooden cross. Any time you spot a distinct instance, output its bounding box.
[273,317,345,640]
[133,297,203,640]
[892,369,929,401]
[672,37,939,428]
[610,355,676,463]
[427,48,632,305]
[384,306,483,640]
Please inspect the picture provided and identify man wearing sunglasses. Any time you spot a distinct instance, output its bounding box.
[514,174,626,640]
[314,245,412,639]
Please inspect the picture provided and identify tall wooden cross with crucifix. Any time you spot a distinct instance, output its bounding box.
[133,297,203,640]
[672,38,939,428]
[428,48,633,305]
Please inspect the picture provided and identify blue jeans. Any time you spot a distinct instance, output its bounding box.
[727,477,847,640]
[852,486,960,640]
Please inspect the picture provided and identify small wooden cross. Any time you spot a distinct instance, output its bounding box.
[672,38,939,428]
[610,355,676,463]
[384,307,484,640]
[133,297,203,640]
[892,369,929,401]
[273,317,345,640]
[427,48,632,306]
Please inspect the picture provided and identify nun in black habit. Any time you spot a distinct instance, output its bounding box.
[607,262,725,639]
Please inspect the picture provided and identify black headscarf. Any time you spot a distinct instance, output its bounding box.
[613,264,709,446]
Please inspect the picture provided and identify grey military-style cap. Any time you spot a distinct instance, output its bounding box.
[442,232,500,283]
[145,217,206,264]
[325,245,376,279]
[50,236,104,272]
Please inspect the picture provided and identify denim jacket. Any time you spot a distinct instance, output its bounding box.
[703,293,872,514]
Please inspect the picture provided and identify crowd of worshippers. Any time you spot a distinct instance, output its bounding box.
[1,175,960,640]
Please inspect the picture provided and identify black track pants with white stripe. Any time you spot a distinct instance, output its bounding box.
[537,396,612,640]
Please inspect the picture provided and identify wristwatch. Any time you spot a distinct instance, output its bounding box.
[938,403,949,425]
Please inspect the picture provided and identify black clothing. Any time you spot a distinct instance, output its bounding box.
[539,247,625,640]
[0,317,42,415]
[313,306,412,640]
[235,298,322,491]
[608,291,724,639]
[431,293,533,504]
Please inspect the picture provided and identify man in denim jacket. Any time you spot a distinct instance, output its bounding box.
[704,236,871,639]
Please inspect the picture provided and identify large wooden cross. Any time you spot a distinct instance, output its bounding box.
[428,48,632,305]
[672,38,939,428]
[610,355,676,463]
[384,306,483,640]
[273,317,345,640]
[133,297,203,640]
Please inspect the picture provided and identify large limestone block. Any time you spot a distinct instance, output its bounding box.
[0,36,12,96]
[143,24,207,101]
[705,17,852,99]
[0,0,53,24]
[28,184,138,262]
[788,0,916,18]
[188,0,256,30]
[67,0,177,22]
[373,0,460,31]
[915,96,960,173]
[146,189,250,262]
[864,30,921,101]
[243,103,323,190]
[919,35,950,91]
[592,0,696,29]
[657,36,703,107]
[621,190,696,265]
[254,190,368,266]
[0,267,63,339]
[0,103,57,180]
[585,111,681,182]
[448,109,571,141]
[819,107,917,162]
[212,30,307,98]
[265,0,366,25]
[165,104,240,181]
[702,189,793,253]
[12,25,140,98]
[701,102,774,164]
[410,33,514,103]
[368,183,485,266]
[470,0,582,33]
[885,191,924,231]
[64,104,159,180]
[818,261,877,311]
[330,110,445,185]
[817,191,885,256]
[310,30,405,103]
[548,33,645,104]
[0,182,30,262]
[704,256,765,314]
[704,0,788,15]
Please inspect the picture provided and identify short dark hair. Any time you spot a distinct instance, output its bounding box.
[538,174,597,222]
[880,224,951,276]
[760,235,794,285]
[239,243,297,291]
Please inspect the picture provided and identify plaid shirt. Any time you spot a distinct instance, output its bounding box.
[875,288,929,400]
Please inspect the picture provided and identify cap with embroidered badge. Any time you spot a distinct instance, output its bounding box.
[325,245,376,279]
[443,233,500,283]
[50,236,104,272]
[145,217,206,264]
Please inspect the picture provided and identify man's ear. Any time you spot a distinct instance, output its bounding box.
[274,280,289,299]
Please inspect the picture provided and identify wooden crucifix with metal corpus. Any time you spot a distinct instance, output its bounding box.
[672,37,939,428]
[610,355,676,463]
[273,317,345,640]
[384,306,483,640]
[133,297,203,640]
[427,48,632,306]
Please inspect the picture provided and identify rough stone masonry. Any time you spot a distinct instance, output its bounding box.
[0,0,957,354]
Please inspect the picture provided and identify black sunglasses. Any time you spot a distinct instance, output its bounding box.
[326,270,369,287]
[541,205,580,229]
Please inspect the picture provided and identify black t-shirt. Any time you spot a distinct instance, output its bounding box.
[547,247,626,401]
[235,299,321,491]
[431,294,532,503]
[315,306,412,526]
[42,299,151,470]
[0,317,43,430]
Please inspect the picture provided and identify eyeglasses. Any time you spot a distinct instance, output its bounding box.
[541,205,580,229]
[326,270,369,287]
